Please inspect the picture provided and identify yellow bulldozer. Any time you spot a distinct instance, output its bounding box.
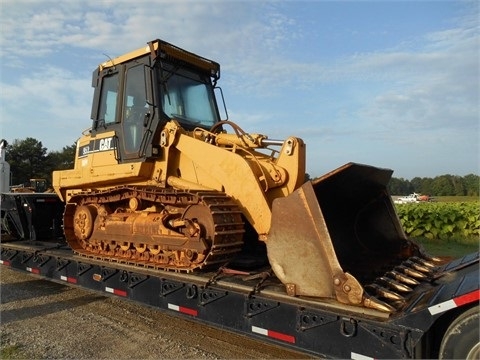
[53,39,437,313]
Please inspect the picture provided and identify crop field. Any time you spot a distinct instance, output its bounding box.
[432,196,479,202]
[394,198,479,258]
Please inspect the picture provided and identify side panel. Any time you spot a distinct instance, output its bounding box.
[172,133,274,234]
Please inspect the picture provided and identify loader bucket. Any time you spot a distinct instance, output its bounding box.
[266,162,420,306]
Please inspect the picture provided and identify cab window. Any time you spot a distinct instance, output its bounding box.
[122,65,147,154]
[161,66,219,129]
[98,73,119,126]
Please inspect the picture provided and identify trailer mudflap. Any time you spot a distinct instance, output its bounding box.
[266,162,422,311]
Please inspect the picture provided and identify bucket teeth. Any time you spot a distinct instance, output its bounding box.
[366,255,435,312]
[404,259,432,274]
[378,276,412,292]
[366,284,405,301]
[363,294,395,313]
[412,256,436,269]
[423,254,443,263]
[386,270,420,286]
[396,265,428,280]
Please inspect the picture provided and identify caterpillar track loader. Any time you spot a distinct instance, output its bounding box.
[52,39,439,313]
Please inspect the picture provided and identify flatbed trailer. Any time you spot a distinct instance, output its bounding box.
[1,239,478,359]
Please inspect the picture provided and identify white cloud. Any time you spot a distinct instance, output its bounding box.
[0,1,300,72]
[0,67,92,150]
[0,1,477,178]
[309,11,480,149]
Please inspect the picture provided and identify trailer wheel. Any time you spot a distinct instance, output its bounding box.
[439,305,479,360]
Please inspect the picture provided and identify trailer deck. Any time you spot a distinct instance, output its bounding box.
[1,240,478,358]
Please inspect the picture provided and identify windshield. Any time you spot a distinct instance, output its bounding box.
[159,65,219,129]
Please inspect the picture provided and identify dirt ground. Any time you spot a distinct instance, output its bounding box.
[0,266,311,359]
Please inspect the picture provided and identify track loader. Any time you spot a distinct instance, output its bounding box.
[53,39,439,313]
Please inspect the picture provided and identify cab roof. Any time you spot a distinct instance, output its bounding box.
[98,39,220,78]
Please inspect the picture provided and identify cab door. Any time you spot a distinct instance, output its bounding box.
[91,61,153,163]
[121,63,151,159]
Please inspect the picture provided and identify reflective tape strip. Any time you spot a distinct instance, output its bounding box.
[60,275,77,284]
[105,287,127,297]
[453,289,480,306]
[251,326,295,344]
[0,260,11,266]
[428,299,456,315]
[26,267,40,274]
[252,326,268,336]
[428,289,480,315]
[351,352,375,360]
[167,303,198,316]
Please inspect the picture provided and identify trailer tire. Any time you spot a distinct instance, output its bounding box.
[439,305,479,360]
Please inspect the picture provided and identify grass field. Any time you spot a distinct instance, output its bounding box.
[431,195,479,202]
[415,237,479,259]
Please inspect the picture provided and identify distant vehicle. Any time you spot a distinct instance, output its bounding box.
[417,194,431,201]
[10,178,49,193]
[1,139,51,194]
[394,192,431,204]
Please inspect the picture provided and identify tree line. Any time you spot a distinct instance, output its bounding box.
[387,174,479,197]
[4,138,75,187]
[3,137,479,196]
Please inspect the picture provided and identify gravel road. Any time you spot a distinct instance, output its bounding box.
[1,267,311,359]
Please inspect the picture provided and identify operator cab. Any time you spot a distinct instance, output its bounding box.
[89,39,222,162]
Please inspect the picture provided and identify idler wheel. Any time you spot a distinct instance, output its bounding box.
[181,204,214,241]
[73,205,97,241]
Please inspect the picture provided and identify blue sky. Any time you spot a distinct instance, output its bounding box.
[0,0,478,179]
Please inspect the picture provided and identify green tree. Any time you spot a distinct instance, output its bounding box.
[387,177,413,195]
[47,144,76,171]
[431,175,454,196]
[418,177,434,195]
[463,174,480,196]
[452,175,466,196]
[7,138,49,185]
[410,177,422,193]
[390,174,479,196]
